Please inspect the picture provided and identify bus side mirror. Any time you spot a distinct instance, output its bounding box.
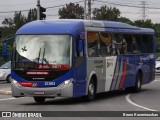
[2,43,7,55]
[78,40,83,52]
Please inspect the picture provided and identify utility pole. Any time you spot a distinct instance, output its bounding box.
[37,0,46,20]
[84,0,92,20]
[37,0,40,20]
[84,0,87,19]
[88,0,91,20]
[141,1,147,21]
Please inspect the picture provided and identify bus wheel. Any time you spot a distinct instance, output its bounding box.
[85,79,96,101]
[34,97,46,103]
[125,73,142,93]
[133,73,142,93]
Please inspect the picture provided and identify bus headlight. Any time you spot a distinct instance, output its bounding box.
[11,78,22,87]
[58,78,73,89]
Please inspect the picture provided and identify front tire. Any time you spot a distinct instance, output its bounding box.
[133,73,142,92]
[84,79,96,101]
[34,97,46,103]
[125,72,142,93]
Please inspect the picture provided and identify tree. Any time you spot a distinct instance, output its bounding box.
[118,17,134,25]
[2,18,15,37]
[1,8,37,38]
[13,11,27,31]
[2,18,14,28]
[27,8,37,22]
[58,3,84,19]
[92,5,121,20]
[133,19,153,28]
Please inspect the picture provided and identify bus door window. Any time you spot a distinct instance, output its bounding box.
[99,32,112,56]
[87,32,100,57]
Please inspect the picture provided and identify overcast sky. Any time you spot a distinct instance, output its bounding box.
[0,0,160,26]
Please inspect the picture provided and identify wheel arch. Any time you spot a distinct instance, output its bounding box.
[137,69,143,83]
[87,71,98,95]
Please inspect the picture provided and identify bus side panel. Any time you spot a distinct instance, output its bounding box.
[73,58,87,97]
[87,57,106,93]
[139,54,155,84]
[111,55,136,90]
[122,54,151,89]
[149,54,155,82]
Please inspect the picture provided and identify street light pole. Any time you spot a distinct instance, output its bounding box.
[37,0,40,20]
[88,0,91,20]
[84,0,87,19]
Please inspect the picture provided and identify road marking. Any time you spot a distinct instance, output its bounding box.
[126,94,157,111]
[0,97,17,101]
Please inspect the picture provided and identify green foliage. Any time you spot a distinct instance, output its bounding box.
[58,3,84,19]
[1,8,37,39]
[117,17,134,25]
[92,5,120,20]
[133,19,154,28]
[27,8,37,22]
[0,42,12,52]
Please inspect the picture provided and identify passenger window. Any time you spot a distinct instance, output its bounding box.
[87,32,100,57]
[123,34,132,54]
[142,35,153,53]
[131,36,139,54]
[99,32,112,56]
[123,34,142,54]
[115,34,127,55]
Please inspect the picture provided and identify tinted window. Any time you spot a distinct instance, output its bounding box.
[99,32,112,56]
[87,32,100,57]
[141,35,153,53]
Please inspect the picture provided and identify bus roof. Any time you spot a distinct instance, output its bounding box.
[16,19,155,35]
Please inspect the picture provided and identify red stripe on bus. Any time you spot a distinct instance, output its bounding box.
[36,64,70,70]
[26,72,49,75]
[119,59,127,89]
[19,82,33,87]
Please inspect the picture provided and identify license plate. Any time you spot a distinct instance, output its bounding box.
[34,91,45,95]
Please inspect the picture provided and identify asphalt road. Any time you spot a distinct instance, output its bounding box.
[0,75,160,120]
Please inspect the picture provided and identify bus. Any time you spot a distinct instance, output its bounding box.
[11,19,155,103]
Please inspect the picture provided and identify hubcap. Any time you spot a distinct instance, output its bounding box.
[137,78,141,89]
[89,84,94,95]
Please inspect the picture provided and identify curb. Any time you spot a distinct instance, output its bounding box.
[0,90,12,95]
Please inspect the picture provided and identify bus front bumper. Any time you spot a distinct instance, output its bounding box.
[11,79,73,97]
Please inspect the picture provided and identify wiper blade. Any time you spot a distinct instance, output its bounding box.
[42,58,51,69]
[38,48,41,64]
[42,48,51,69]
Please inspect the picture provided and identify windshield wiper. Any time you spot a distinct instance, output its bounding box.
[42,48,52,69]
[38,48,41,64]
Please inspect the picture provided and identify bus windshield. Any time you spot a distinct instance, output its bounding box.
[13,35,72,70]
